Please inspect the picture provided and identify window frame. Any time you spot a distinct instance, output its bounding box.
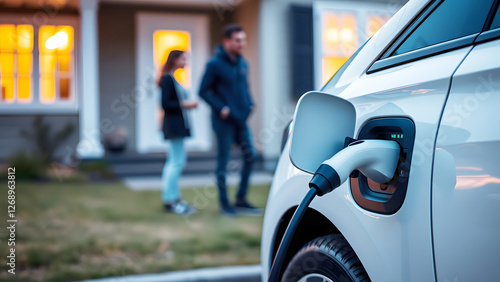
[476,0,500,43]
[367,0,499,74]
[0,14,79,114]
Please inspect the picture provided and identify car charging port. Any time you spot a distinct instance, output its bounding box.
[349,117,416,214]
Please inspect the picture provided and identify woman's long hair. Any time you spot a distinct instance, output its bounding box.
[157,50,184,86]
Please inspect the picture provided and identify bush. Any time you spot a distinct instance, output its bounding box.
[21,115,75,164]
[4,152,48,180]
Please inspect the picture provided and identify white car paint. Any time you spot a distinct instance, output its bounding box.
[261,0,500,281]
[432,38,500,282]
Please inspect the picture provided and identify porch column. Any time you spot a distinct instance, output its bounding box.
[77,0,104,158]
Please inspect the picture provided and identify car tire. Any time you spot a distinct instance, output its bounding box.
[282,234,370,282]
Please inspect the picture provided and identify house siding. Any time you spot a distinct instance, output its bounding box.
[0,115,79,161]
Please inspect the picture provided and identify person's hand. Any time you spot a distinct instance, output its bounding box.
[220,106,230,119]
[181,100,198,109]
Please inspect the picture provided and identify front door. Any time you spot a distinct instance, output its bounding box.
[136,13,211,153]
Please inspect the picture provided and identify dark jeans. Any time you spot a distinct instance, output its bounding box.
[212,118,257,208]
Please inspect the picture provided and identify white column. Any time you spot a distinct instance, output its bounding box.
[77,0,104,158]
[259,0,297,170]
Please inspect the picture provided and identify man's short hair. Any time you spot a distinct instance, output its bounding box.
[223,24,243,39]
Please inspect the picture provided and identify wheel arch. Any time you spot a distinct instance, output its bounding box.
[270,206,341,279]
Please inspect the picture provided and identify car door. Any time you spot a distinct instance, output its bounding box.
[432,5,500,281]
[323,0,496,281]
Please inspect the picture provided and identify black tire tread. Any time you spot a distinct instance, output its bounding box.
[282,234,371,282]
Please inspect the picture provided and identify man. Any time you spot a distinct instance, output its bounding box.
[199,24,260,216]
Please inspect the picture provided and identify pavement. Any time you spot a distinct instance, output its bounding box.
[122,171,274,190]
[80,264,262,282]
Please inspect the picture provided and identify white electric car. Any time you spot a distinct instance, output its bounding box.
[261,0,500,281]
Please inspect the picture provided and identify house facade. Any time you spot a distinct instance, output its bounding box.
[0,0,405,170]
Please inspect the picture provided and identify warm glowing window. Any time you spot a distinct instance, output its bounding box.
[320,13,357,85]
[317,4,395,88]
[153,30,191,88]
[0,23,74,106]
[39,25,74,104]
[0,24,33,103]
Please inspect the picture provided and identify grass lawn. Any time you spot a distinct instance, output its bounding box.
[0,181,270,282]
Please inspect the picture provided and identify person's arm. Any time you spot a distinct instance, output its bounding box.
[161,75,181,114]
[199,61,227,114]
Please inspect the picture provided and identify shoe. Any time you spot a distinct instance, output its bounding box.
[220,205,239,217]
[234,199,263,216]
[164,200,197,215]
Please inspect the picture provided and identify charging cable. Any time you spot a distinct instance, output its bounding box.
[268,139,400,281]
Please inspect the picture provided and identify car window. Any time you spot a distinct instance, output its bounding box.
[392,0,495,56]
[491,4,500,30]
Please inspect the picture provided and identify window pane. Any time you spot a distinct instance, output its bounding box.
[18,53,32,75]
[56,26,74,54]
[40,76,55,103]
[58,55,70,73]
[17,26,33,102]
[40,54,56,74]
[60,78,70,100]
[393,0,495,56]
[1,76,14,101]
[0,53,15,75]
[39,25,56,54]
[491,5,500,30]
[0,25,16,52]
[17,25,33,53]
[18,76,31,101]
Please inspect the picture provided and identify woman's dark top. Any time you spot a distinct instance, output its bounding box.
[160,74,190,139]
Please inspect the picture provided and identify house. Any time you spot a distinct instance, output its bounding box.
[0,0,405,173]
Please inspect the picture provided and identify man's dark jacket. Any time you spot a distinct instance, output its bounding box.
[199,45,254,127]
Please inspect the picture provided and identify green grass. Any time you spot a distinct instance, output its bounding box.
[0,181,269,282]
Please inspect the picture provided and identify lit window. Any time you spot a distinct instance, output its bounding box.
[320,13,357,85]
[0,24,33,103]
[316,3,396,88]
[0,23,74,107]
[39,25,74,104]
[153,30,191,88]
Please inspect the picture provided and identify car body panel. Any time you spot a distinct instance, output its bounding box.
[432,38,500,282]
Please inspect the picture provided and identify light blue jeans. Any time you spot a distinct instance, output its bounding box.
[162,138,187,204]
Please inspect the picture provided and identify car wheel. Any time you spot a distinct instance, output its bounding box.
[282,234,370,282]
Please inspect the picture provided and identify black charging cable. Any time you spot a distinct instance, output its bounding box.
[268,137,401,281]
[268,187,318,281]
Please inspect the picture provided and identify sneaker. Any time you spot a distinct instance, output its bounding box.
[234,199,263,216]
[164,201,197,215]
[220,205,239,217]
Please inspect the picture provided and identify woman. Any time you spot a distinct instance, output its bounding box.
[158,50,198,215]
